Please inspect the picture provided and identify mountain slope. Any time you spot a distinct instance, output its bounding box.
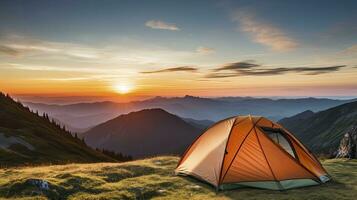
[279,101,357,154]
[0,93,114,166]
[182,117,215,130]
[0,156,356,200]
[278,110,315,128]
[83,108,202,158]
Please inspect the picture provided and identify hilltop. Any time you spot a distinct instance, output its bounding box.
[0,156,356,199]
[83,108,202,158]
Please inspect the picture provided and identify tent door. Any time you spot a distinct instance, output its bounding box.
[260,127,297,158]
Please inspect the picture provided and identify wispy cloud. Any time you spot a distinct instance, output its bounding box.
[0,45,20,56]
[213,61,259,71]
[3,63,103,73]
[196,46,215,55]
[232,11,298,52]
[145,20,180,31]
[206,60,346,78]
[341,44,357,55]
[0,38,102,59]
[141,66,197,74]
[0,34,202,67]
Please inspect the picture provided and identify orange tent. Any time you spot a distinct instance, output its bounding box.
[175,115,330,190]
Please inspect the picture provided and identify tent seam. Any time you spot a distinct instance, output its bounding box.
[254,127,284,190]
[281,127,325,168]
[283,128,329,176]
[220,117,263,183]
[257,126,322,183]
[217,117,238,188]
[175,116,236,168]
[217,116,252,187]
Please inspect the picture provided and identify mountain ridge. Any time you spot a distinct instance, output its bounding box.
[279,101,357,155]
[22,96,357,132]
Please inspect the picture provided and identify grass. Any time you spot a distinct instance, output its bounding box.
[0,156,356,200]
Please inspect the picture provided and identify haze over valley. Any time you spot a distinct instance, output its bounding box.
[22,95,356,132]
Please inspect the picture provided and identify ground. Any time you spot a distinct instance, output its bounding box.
[0,156,356,200]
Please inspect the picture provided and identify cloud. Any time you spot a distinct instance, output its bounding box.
[214,61,259,71]
[206,61,346,78]
[196,47,215,55]
[141,66,197,74]
[341,44,357,55]
[4,63,104,73]
[0,34,197,66]
[0,45,20,56]
[0,38,101,59]
[232,11,298,51]
[145,20,180,31]
[1,62,138,82]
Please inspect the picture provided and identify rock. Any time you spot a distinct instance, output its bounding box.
[153,161,162,165]
[186,185,201,189]
[25,179,50,190]
[157,189,166,193]
[335,126,357,159]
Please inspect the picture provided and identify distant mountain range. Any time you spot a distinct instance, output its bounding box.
[83,108,202,158]
[279,101,357,155]
[4,90,357,164]
[0,93,114,166]
[23,96,356,132]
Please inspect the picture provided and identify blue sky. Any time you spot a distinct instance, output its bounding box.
[0,0,356,97]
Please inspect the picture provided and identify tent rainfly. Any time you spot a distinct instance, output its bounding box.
[175,115,330,190]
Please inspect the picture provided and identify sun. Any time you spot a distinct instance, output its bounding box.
[114,83,132,94]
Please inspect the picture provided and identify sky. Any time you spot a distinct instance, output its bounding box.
[0,0,356,101]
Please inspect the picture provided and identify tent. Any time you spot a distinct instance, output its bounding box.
[175,115,330,190]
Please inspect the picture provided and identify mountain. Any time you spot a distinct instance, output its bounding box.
[83,108,202,158]
[0,93,114,166]
[131,96,356,122]
[278,110,315,128]
[23,96,356,132]
[279,101,357,155]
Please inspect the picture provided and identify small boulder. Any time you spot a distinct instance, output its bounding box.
[25,179,50,190]
[186,185,201,189]
[157,189,166,193]
[153,161,162,165]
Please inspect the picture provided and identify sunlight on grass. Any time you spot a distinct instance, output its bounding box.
[0,157,356,200]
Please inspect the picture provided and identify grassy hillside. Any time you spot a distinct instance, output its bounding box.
[0,93,114,166]
[0,156,356,200]
[279,101,357,155]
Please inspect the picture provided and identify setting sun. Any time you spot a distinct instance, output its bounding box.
[114,83,132,94]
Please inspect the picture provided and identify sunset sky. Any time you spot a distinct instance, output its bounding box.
[0,0,356,101]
